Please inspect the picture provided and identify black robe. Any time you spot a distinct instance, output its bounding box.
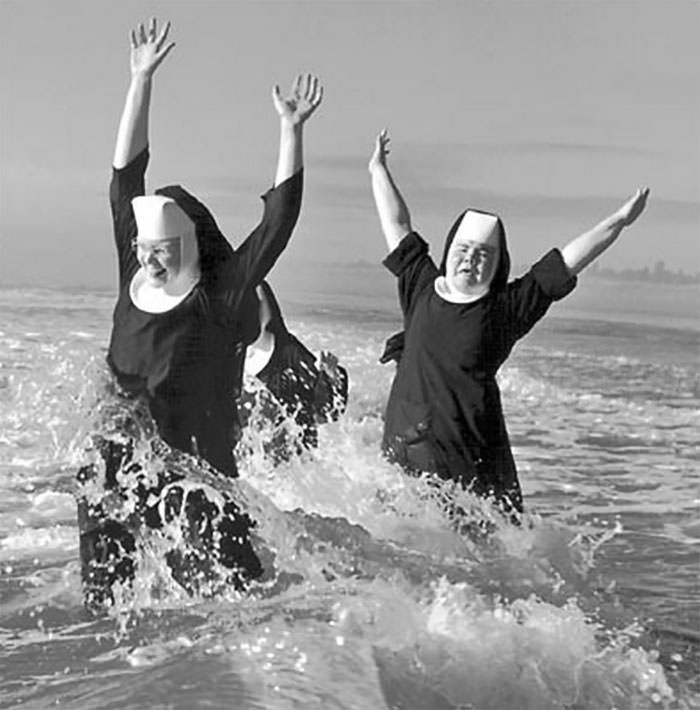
[240,281,349,462]
[76,148,302,608]
[381,219,576,512]
[107,148,303,475]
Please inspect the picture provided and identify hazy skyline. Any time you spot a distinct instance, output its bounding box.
[1,1,698,292]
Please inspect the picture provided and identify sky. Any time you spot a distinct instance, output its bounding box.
[1,0,698,295]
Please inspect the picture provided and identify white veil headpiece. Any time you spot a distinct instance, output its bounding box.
[129,195,201,313]
[434,210,500,304]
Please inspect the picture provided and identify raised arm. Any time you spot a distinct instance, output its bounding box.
[113,18,175,169]
[272,74,323,186]
[224,76,322,303]
[368,129,413,252]
[561,188,650,276]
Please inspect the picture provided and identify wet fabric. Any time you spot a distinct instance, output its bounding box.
[238,281,349,464]
[76,148,301,608]
[107,149,303,476]
[382,231,576,512]
[76,389,263,610]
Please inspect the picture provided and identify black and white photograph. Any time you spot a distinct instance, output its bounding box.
[1,1,698,708]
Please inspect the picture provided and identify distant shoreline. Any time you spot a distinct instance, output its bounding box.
[568,268,698,287]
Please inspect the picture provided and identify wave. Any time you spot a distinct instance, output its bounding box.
[0,304,698,707]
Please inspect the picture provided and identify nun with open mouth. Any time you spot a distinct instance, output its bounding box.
[368,129,649,517]
[76,17,323,611]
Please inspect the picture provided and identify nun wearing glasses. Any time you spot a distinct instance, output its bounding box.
[76,18,323,610]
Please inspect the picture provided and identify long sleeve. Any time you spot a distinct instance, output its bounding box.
[224,170,303,312]
[383,231,438,322]
[109,147,149,286]
[502,248,577,342]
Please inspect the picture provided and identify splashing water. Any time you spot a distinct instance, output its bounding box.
[0,288,698,709]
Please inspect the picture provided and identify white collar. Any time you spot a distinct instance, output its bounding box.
[434,275,489,304]
[129,266,200,314]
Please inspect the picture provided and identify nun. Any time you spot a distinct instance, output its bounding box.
[239,281,349,464]
[368,129,649,514]
[76,18,323,610]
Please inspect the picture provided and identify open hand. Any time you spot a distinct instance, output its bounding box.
[368,128,391,173]
[129,18,175,79]
[616,187,650,226]
[272,74,323,125]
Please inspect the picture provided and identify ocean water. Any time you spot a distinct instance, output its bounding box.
[0,285,698,710]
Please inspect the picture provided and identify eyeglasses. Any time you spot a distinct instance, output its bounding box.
[130,238,179,259]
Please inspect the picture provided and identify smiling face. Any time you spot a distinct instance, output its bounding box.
[131,194,200,291]
[445,211,501,296]
[133,237,182,286]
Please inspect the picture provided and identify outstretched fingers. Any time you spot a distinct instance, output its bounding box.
[155,19,172,51]
[312,81,324,110]
[274,73,324,123]
[308,83,324,112]
[156,39,176,65]
[130,17,171,49]
[294,73,324,111]
[302,73,315,100]
[129,17,175,76]
[304,73,323,107]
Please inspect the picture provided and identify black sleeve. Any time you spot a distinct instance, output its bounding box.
[282,336,348,423]
[109,148,149,286]
[503,248,577,341]
[382,232,439,322]
[224,170,303,310]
